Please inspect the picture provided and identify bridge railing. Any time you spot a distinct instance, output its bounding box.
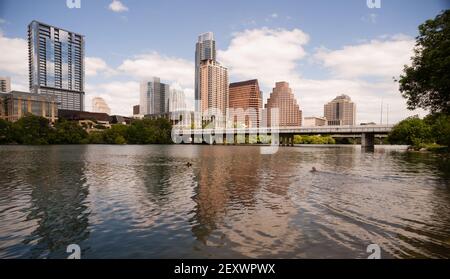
[174,125,394,135]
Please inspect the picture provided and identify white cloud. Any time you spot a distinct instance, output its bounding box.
[85,81,139,116]
[0,32,28,91]
[85,57,116,77]
[118,51,194,88]
[314,35,415,79]
[218,28,422,123]
[0,33,27,76]
[271,13,278,19]
[108,0,128,13]
[295,79,425,124]
[218,28,309,89]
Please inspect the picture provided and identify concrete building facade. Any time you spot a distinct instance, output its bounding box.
[0,91,58,122]
[264,82,302,127]
[199,60,229,124]
[304,116,327,127]
[91,96,111,115]
[133,105,140,117]
[324,94,356,126]
[168,88,186,112]
[0,77,11,93]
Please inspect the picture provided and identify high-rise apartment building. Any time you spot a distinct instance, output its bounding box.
[265,82,302,127]
[140,77,169,115]
[195,32,216,111]
[28,21,85,111]
[228,79,263,128]
[199,60,229,120]
[91,97,111,115]
[324,94,356,126]
[168,88,186,112]
[0,77,11,93]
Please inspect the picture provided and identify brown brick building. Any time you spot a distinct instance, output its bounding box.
[324,94,356,126]
[264,82,302,127]
[228,79,263,128]
[199,60,228,125]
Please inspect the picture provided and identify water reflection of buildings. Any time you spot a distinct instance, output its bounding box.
[23,146,90,258]
[190,147,300,257]
[191,147,265,242]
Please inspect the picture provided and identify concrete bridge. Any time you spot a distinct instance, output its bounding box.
[173,125,394,149]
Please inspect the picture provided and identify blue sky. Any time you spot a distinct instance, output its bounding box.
[0,0,449,121]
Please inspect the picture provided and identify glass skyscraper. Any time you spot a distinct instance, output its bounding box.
[28,21,85,111]
[195,32,216,111]
[140,77,170,115]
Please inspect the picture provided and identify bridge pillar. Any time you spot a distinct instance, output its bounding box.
[361,133,375,151]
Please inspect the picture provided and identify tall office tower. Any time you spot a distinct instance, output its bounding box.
[28,21,85,111]
[133,105,140,116]
[195,32,216,111]
[324,94,356,126]
[199,60,229,119]
[265,82,302,127]
[140,77,170,115]
[168,88,186,112]
[91,97,111,115]
[0,77,11,93]
[228,79,263,128]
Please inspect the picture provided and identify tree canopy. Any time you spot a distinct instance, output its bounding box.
[0,115,173,145]
[398,10,450,114]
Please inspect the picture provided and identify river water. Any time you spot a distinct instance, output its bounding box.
[0,145,449,259]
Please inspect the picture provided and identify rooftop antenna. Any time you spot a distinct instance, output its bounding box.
[380,98,384,125]
[386,104,389,126]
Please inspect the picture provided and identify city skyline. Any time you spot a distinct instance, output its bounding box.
[0,0,448,122]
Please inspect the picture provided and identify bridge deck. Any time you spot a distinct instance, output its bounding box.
[176,125,393,135]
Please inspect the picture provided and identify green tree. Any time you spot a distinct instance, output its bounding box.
[126,119,152,144]
[397,10,450,114]
[388,116,433,147]
[424,113,450,146]
[151,118,173,144]
[294,135,336,144]
[12,114,53,145]
[103,124,128,144]
[0,119,13,144]
[88,131,105,144]
[51,119,88,144]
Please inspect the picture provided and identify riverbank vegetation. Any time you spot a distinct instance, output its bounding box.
[0,115,173,145]
[388,114,450,151]
[294,135,335,145]
[391,10,450,152]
